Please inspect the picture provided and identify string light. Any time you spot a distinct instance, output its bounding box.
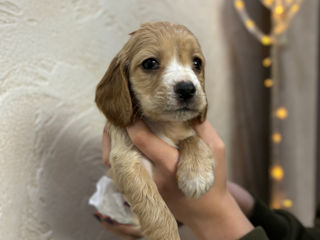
[234,0,303,210]
[234,0,303,43]
[262,57,272,68]
[291,4,300,13]
[245,19,255,29]
[261,36,273,46]
[234,0,244,10]
[283,199,293,208]
[263,0,274,6]
[272,201,282,209]
[276,107,288,119]
[264,78,273,88]
[272,132,282,143]
[275,5,285,15]
[274,24,286,34]
[270,165,284,180]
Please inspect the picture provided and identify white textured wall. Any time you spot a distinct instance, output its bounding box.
[0,0,232,239]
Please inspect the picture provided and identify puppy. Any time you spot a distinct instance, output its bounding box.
[95,22,215,240]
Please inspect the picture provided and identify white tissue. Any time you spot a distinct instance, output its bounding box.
[89,176,138,225]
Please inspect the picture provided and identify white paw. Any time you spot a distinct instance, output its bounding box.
[177,164,215,199]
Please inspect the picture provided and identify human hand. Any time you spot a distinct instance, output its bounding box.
[96,121,253,240]
[126,119,253,240]
[93,126,143,240]
[93,211,142,240]
[227,182,255,218]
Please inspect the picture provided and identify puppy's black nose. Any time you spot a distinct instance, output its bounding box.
[174,81,196,101]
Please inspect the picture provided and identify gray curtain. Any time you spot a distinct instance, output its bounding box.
[223,1,271,202]
[222,0,319,226]
[316,2,320,228]
[270,1,318,226]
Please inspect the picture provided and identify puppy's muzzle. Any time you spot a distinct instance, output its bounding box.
[174,81,196,102]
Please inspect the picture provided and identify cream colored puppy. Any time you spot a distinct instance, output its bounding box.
[95,22,215,240]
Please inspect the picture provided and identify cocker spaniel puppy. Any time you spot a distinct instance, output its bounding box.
[95,22,215,240]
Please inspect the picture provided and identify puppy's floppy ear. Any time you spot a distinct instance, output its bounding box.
[197,55,207,123]
[198,68,207,123]
[95,53,132,127]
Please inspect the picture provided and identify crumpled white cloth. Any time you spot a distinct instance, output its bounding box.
[89,176,138,225]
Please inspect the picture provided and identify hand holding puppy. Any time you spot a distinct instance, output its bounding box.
[97,120,253,240]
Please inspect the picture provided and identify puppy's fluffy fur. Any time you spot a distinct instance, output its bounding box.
[95,22,215,240]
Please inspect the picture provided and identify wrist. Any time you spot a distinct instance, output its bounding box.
[227,182,255,218]
[190,192,254,240]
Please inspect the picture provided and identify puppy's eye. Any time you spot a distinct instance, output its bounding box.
[142,58,160,70]
[193,57,202,71]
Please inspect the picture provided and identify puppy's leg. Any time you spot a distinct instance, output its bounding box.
[108,127,180,240]
[177,135,215,199]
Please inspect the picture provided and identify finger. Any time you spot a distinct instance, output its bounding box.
[126,120,179,172]
[102,223,139,240]
[94,212,143,239]
[102,126,111,167]
[111,223,143,238]
[192,119,224,151]
[102,222,143,239]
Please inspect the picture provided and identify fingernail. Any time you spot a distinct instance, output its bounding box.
[103,217,114,225]
[93,214,101,222]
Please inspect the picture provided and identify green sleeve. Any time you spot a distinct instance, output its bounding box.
[248,198,320,240]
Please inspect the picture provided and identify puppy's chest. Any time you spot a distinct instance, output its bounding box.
[145,120,195,148]
[138,121,195,178]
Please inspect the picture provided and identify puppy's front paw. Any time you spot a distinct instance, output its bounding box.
[177,137,215,199]
[177,157,215,199]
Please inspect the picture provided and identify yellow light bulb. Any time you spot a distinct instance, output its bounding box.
[264,78,273,88]
[271,202,281,209]
[283,199,293,208]
[275,24,286,34]
[264,0,274,6]
[291,4,300,13]
[270,165,284,180]
[245,19,255,29]
[276,107,288,119]
[261,36,272,46]
[272,133,282,143]
[234,0,244,10]
[275,5,285,15]
[262,58,272,67]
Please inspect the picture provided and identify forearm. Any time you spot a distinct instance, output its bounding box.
[190,192,254,240]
